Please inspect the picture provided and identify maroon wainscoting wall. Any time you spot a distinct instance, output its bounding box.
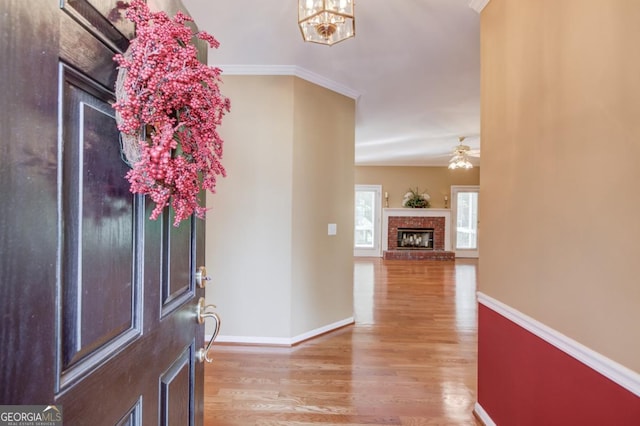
[478,304,640,425]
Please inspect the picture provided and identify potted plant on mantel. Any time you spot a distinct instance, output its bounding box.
[402,188,431,208]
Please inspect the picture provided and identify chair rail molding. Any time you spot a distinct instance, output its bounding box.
[477,292,640,397]
[473,402,497,426]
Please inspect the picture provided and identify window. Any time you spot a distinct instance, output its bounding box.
[354,185,382,257]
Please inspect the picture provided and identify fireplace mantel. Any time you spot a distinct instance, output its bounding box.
[382,208,451,252]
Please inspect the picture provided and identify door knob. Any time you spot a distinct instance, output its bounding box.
[195,266,212,288]
[195,297,221,363]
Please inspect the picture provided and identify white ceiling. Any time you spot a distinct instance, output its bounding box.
[182,0,481,166]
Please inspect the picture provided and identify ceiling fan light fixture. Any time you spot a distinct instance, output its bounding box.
[448,156,473,170]
[448,136,474,170]
[299,0,355,46]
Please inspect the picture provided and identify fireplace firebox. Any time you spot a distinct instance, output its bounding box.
[397,228,434,250]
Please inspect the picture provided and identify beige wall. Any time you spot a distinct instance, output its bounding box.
[205,75,355,340]
[291,78,355,336]
[480,0,640,372]
[356,166,479,208]
[205,76,294,338]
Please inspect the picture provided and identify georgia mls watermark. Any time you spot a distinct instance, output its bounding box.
[0,406,62,426]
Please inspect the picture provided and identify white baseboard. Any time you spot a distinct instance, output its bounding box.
[206,317,355,347]
[477,292,640,397]
[212,335,291,346]
[290,317,355,345]
[473,402,496,426]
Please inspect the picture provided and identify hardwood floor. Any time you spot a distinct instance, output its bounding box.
[204,258,480,425]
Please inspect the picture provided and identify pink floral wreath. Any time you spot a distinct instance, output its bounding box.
[114,0,230,226]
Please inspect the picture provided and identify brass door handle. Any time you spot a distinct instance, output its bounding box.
[195,297,221,363]
[195,266,212,288]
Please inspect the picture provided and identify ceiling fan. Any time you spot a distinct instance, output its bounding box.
[448,136,479,169]
[453,136,480,157]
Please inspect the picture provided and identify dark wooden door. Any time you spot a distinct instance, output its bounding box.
[0,1,206,424]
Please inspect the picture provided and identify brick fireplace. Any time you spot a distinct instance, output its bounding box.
[382,208,454,261]
[388,217,445,251]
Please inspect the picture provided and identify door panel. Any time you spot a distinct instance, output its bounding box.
[116,398,142,426]
[58,64,142,386]
[62,0,132,51]
[0,1,206,424]
[162,212,195,313]
[160,346,195,426]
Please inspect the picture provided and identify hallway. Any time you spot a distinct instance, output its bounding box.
[205,258,480,425]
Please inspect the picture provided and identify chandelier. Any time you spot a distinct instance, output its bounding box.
[448,137,474,170]
[298,0,356,46]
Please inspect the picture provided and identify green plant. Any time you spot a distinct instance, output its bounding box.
[402,187,431,208]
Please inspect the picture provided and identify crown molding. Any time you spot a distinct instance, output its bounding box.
[216,64,361,100]
[469,0,491,13]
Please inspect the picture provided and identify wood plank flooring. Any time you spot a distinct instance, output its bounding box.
[205,258,480,425]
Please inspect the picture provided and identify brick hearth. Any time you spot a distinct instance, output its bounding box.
[383,250,455,261]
